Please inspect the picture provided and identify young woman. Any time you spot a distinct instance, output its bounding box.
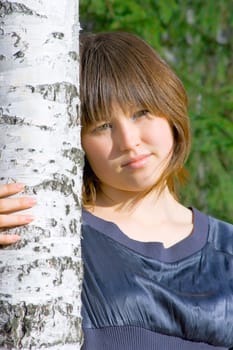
[1,32,233,349]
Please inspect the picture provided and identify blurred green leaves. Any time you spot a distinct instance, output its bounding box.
[80,0,233,222]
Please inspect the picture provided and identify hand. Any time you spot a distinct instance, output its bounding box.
[0,183,36,245]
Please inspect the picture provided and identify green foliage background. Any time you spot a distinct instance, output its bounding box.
[80,0,233,223]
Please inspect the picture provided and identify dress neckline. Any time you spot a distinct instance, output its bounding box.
[82,207,209,263]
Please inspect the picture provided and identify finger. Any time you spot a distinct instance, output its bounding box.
[0,197,37,214]
[0,234,21,245]
[0,183,25,198]
[0,214,35,228]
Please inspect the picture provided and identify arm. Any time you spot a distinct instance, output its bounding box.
[0,183,36,245]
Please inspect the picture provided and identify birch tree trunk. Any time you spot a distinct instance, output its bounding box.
[0,1,82,349]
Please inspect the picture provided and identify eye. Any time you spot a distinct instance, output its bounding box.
[92,122,112,133]
[132,109,149,120]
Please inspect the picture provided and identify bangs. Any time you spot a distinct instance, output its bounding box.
[80,33,163,128]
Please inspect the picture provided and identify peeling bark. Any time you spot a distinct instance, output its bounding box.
[0,1,82,349]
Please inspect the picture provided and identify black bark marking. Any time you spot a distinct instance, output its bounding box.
[0,114,25,125]
[26,82,79,126]
[50,218,57,227]
[44,32,65,45]
[27,82,78,104]
[0,299,82,347]
[0,1,47,19]
[27,173,81,207]
[1,83,79,127]
[51,32,64,40]
[69,219,78,234]
[71,165,78,175]
[65,205,70,215]
[69,51,79,61]
[63,148,83,165]
[13,50,25,59]
[0,114,53,130]
[11,32,20,47]
[0,301,27,348]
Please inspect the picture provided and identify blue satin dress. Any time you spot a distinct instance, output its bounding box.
[81,208,233,350]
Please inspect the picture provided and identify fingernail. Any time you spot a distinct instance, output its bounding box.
[11,235,21,242]
[26,198,37,205]
[24,215,35,223]
[16,183,25,190]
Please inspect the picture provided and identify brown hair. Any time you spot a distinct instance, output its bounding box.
[80,32,191,206]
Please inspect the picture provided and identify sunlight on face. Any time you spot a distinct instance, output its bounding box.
[82,105,173,199]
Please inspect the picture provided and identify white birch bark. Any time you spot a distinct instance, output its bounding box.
[0,1,82,349]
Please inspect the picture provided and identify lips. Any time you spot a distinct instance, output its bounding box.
[122,154,151,169]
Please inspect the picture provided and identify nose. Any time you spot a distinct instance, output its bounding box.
[116,120,140,151]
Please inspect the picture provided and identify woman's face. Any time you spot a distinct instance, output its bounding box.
[82,106,174,198]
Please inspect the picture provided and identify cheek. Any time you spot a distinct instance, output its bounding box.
[146,127,173,153]
[162,130,174,151]
[157,120,173,149]
[82,137,95,166]
[82,137,109,170]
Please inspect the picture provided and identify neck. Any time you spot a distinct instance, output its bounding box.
[94,185,179,219]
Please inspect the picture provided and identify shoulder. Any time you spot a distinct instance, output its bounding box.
[207,212,233,255]
[208,213,233,234]
[81,208,112,248]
